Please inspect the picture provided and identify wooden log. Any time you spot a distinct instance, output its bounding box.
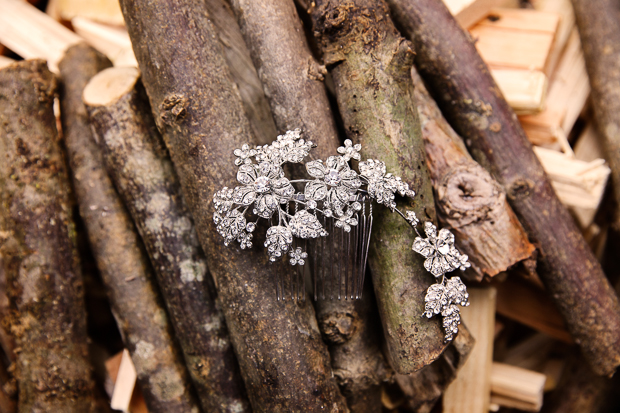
[395,323,475,413]
[226,1,388,410]
[388,0,620,377]
[57,45,200,413]
[317,285,391,413]
[308,0,449,374]
[203,0,278,146]
[413,68,535,281]
[118,0,348,411]
[0,59,98,412]
[84,66,251,413]
[228,0,339,154]
[541,353,612,413]
[0,0,81,72]
[444,288,496,413]
[571,0,620,231]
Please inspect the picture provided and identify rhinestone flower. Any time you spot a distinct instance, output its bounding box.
[337,139,362,162]
[289,247,308,266]
[412,222,470,277]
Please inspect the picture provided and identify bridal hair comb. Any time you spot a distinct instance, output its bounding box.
[213,129,471,341]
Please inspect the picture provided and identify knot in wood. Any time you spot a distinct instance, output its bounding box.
[437,164,503,227]
[160,94,188,125]
[318,312,357,344]
[507,178,534,201]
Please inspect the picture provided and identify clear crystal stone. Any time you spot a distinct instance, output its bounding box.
[324,169,341,186]
[254,176,271,193]
[246,222,256,232]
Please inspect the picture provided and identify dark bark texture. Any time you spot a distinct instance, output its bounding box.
[571,0,620,230]
[58,46,200,413]
[85,67,251,413]
[388,0,620,377]
[204,0,277,145]
[229,0,339,155]
[226,1,389,410]
[316,284,391,413]
[0,59,98,412]
[118,0,348,411]
[395,325,474,413]
[412,68,535,281]
[309,0,448,374]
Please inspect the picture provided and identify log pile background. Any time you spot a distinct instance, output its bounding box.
[1,0,620,412]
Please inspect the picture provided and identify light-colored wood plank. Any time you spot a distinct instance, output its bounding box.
[57,0,124,26]
[477,8,559,34]
[519,29,590,146]
[491,68,548,114]
[0,56,14,69]
[72,17,137,67]
[110,349,137,412]
[443,288,497,413]
[533,0,575,76]
[106,351,149,413]
[0,0,82,72]
[443,0,515,28]
[490,363,546,411]
[469,24,555,71]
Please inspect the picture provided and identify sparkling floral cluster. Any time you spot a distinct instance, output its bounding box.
[213,129,471,341]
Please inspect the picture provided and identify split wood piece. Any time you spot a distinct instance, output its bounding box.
[110,350,137,412]
[532,0,575,77]
[491,69,548,115]
[388,0,620,377]
[84,66,251,413]
[0,56,13,70]
[228,0,339,152]
[494,277,572,343]
[468,8,559,73]
[571,0,620,231]
[490,363,546,412]
[203,0,277,146]
[56,0,124,25]
[0,59,98,412]
[226,1,389,409]
[533,146,610,218]
[0,0,81,72]
[57,45,200,413]
[71,17,138,67]
[541,353,612,413]
[413,68,535,281]
[118,0,348,411]
[519,29,590,149]
[316,285,392,413]
[309,0,448,374]
[106,351,148,413]
[443,288,496,413]
[442,0,514,29]
[395,324,475,413]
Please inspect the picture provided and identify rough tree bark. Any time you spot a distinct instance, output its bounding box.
[395,325,474,413]
[204,0,277,145]
[119,0,348,411]
[83,66,251,413]
[57,46,200,413]
[571,0,620,230]
[0,59,98,413]
[226,1,389,410]
[412,68,535,281]
[309,0,448,374]
[388,0,620,377]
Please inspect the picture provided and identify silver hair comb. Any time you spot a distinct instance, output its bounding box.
[213,129,471,341]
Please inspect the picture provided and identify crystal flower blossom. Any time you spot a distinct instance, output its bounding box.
[413,222,471,277]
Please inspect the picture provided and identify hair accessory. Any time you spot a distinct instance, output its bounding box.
[213,129,471,341]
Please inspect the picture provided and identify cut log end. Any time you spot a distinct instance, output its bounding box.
[83,66,140,106]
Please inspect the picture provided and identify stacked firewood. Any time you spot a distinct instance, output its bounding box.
[0,0,619,412]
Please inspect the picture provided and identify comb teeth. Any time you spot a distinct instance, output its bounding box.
[276,197,373,301]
